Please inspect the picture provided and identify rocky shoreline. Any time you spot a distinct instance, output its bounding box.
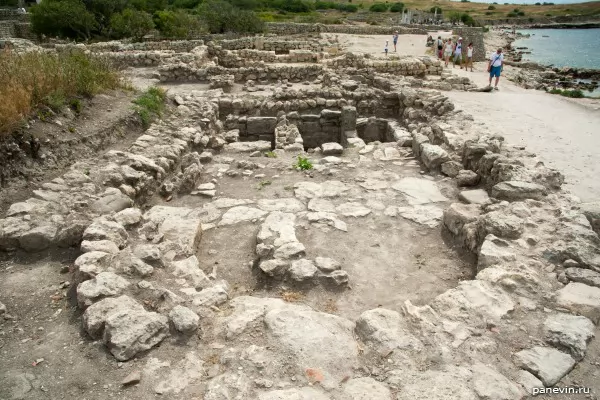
[486,29,599,95]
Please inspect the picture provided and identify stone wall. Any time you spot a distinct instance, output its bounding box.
[0,20,14,38]
[84,40,205,53]
[266,22,429,35]
[452,27,486,62]
[326,53,443,76]
[158,64,325,83]
[218,37,331,53]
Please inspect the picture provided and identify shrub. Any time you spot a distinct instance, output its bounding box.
[487,5,496,10]
[430,6,442,14]
[30,0,98,41]
[132,87,166,127]
[389,2,404,13]
[0,50,120,135]
[197,0,264,34]
[460,13,477,26]
[485,11,492,15]
[447,11,461,23]
[369,3,389,12]
[507,11,517,17]
[549,88,584,98]
[265,0,313,13]
[110,9,155,40]
[293,156,313,171]
[338,3,358,12]
[155,10,202,38]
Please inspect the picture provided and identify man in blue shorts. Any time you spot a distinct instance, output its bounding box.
[487,48,504,90]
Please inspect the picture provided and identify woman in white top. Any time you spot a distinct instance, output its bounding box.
[443,39,453,67]
[466,43,474,72]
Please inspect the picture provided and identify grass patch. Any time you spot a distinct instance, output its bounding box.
[0,49,120,136]
[293,155,313,171]
[548,88,585,98]
[132,87,167,128]
[264,151,278,158]
[257,180,272,190]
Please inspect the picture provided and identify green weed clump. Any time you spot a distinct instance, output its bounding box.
[548,88,585,98]
[0,49,120,135]
[293,155,313,171]
[132,87,167,128]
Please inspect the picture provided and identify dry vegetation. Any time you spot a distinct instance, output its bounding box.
[272,0,600,23]
[0,49,120,135]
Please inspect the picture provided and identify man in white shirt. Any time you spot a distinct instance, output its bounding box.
[488,48,504,90]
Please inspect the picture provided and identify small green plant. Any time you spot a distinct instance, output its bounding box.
[132,87,166,128]
[293,156,313,171]
[257,180,272,190]
[68,126,76,133]
[548,88,584,98]
[45,91,66,112]
[264,151,278,158]
[69,98,83,114]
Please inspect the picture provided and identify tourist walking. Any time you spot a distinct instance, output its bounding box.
[384,40,389,56]
[453,37,463,69]
[436,36,443,59]
[443,39,453,67]
[392,31,399,52]
[487,48,504,90]
[466,42,474,72]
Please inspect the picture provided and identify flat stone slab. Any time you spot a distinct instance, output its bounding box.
[226,141,272,153]
[257,198,305,213]
[211,198,254,209]
[472,362,522,400]
[565,267,600,288]
[143,206,203,251]
[392,177,447,205]
[336,202,372,217]
[459,189,491,205]
[294,181,349,200]
[555,282,600,324]
[265,305,358,390]
[396,205,443,228]
[492,180,546,201]
[544,313,595,361]
[513,346,575,386]
[219,206,267,226]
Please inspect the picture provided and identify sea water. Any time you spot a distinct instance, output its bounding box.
[513,28,600,69]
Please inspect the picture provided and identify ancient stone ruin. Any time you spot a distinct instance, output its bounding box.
[1,28,599,400]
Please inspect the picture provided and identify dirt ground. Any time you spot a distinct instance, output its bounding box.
[324,31,451,58]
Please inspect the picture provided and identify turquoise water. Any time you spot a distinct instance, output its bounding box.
[513,28,600,69]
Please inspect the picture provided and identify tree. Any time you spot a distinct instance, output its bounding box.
[110,8,155,40]
[155,9,202,38]
[30,0,97,40]
[197,0,264,34]
[389,2,404,13]
[487,5,496,10]
[83,0,128,34]
[369,3,388,12]
[447,11,461,24]
[460,12,476,26]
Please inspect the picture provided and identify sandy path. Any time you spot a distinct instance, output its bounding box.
[324,31,451,58]
[446,64,600,202]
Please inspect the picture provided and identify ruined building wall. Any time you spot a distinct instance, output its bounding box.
[452,27,486,62]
